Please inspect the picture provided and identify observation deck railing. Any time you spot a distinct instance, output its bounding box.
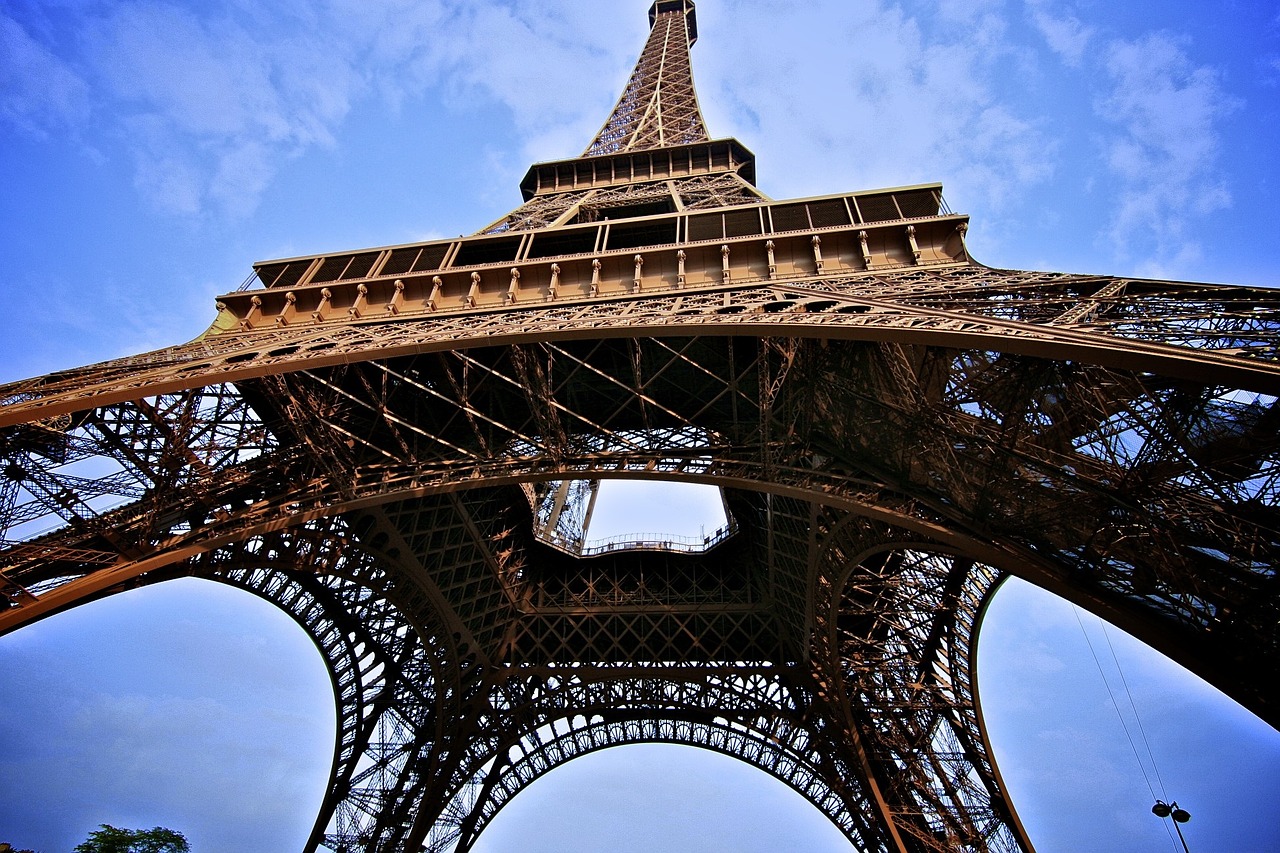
[545,521,737,558]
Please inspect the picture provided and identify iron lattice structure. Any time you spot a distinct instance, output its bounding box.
[2,3,1278,851]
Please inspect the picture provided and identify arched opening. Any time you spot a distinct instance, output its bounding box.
[0,578,334,853]
[587,479,728,543]
[978,577,1280,852]
[469,743,851,853]
[1,495,1277,852]
[532,477,731,555]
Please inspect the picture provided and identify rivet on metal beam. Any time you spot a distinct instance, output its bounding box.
[766,240,777,280]
[906,225,921,263]
[859,230,873,270]
[386,280,405,315]
[467,272,481,308]
[428,276,443,311]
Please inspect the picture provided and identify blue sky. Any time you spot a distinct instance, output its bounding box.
[1,0,1278,850]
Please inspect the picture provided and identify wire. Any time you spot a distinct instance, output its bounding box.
[1099,617,1170,800]
[1072,606,1182,852]
[1072,607,1159,798]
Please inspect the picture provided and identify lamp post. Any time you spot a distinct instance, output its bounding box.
[1152,800,1192,853]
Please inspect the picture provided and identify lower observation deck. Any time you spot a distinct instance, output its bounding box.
[215,185,964,332]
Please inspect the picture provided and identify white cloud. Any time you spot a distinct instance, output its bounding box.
[1095,32,1239,275]
[0,10,89,135]
[412,2,642,162]
[697,1,1055,217]
[0,0,1256,275]
[1024,0,1094,66]
[4,0,1063,223]
[79,2,363,217]
[0,0,644,220]
[0,0,1055,226]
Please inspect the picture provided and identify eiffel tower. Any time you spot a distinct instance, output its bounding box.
[2,2,1278,850]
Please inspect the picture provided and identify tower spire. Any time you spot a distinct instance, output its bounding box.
[583,1,709,156]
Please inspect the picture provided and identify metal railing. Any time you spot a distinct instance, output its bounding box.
[547,521,737,558]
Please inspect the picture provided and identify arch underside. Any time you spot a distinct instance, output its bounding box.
[3,267,1278,426]
[185,513,1021,853]
[435,546,1019,853]
[2,286,1278,851]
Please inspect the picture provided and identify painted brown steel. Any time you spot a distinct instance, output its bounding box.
[3,270,1278,429]
[1,3,1276,852]
[2,405,1273,716]
[584,2,708,156]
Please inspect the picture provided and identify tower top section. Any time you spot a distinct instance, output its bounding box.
[650,0,698,44]
[583,1,709,156]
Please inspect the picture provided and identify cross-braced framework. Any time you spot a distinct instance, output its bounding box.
[584,0,708,157]
[1,2,1277,851]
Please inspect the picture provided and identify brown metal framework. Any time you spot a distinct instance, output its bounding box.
[1,2,1277,851]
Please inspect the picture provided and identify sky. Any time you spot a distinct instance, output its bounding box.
[0,0,1278,850]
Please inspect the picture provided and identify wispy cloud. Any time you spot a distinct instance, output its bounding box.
[0,1,1260,278]
[0,10,89,135]
[698,1,1055,212]
[1095,32,1240,276]
[0,1,637,219]
[79,1,361,217]
[1024,0,1094,66]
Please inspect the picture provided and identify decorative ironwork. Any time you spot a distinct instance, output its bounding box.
[0,3,1275,852]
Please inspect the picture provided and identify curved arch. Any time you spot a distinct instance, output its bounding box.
[189,520,467,853]
[3,320,1277,851]
[455,715,868,852]
[5,468,1232,851]
[812,534,1032,852]
[5,444,1266,729]
[464,742,859,851]
[4,271,1278,425]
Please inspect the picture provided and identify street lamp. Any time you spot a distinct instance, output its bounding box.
[1152,800,1192,852]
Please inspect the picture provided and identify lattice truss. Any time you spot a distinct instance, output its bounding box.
[584,3,708,156]
[2,0,1279,848]
[3,267,1276,418]
[1,272,1278,849]
[480,173,766,235]
[169,489,1025,853]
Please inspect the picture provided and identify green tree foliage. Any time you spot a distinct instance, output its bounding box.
[0,842,38,853]
[72,826,189,853]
